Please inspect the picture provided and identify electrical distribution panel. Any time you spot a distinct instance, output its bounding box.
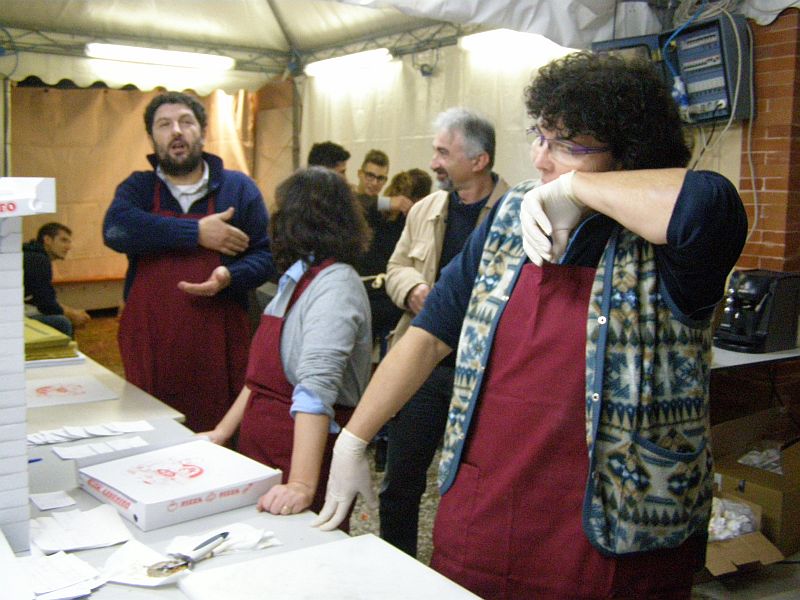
[592,14,753,125]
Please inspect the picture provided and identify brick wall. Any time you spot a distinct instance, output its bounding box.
[737,8,800,271]
[712,8,800,422]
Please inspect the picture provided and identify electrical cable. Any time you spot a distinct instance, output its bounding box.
[767,364,800,430]
[690,110,720,169]
[0,25,19,79]
[688,10,760,246]
[743,22,759,246]
[661,0,709,121]
[692,10,742,154]
[676,6,758,250]
[0,25,17,177]
[673,0,740,26]
[2,79,8,176]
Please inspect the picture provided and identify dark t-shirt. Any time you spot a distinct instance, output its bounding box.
[437,192,488,279]
[414,170,747,350]
[352,193,406,341]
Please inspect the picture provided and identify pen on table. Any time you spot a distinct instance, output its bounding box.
[28,458,43,464]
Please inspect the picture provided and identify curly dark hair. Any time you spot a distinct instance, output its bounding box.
[524,51,691,169]
[144,92,207,136]
[270,167,372,272]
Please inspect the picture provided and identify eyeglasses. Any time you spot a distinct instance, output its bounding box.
[526,125,610,162]
[362,171,388,184]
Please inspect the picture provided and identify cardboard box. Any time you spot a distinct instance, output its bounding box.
[711,408,800,556]
[78,439,281,531]
[703,494,783,577]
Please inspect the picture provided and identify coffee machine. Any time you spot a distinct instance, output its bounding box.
[714,269,800,353]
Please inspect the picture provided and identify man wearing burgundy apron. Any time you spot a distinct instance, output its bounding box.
[103,92,274,433]
[315,53,747,598]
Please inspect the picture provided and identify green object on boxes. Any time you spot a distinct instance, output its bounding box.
[24,317,78,361]
[711,407,800,557]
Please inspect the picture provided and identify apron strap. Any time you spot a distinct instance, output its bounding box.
[152,179,217,215]
[287,258,336,310]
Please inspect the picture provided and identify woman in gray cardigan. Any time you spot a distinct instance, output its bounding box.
[204,167,372,530]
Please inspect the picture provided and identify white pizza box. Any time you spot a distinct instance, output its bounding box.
[78,439,281,531]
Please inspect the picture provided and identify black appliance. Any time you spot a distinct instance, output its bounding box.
[714,269,800,353]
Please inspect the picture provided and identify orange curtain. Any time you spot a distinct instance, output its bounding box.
[11,86,256,283]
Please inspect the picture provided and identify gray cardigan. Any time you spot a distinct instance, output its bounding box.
[266,262,372,418]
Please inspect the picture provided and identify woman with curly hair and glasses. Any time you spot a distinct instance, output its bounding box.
[204,167,372,530]
[315,52,748,597]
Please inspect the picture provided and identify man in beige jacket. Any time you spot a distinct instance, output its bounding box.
[380,107,509,557]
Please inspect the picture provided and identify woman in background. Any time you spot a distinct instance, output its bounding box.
[205,167,372,529]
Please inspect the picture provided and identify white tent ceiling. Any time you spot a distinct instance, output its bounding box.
[0,0,453,91]
[0,0,797,92]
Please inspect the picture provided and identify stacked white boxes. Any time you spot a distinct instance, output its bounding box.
[0,178,56,552]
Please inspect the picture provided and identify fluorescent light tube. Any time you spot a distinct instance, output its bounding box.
[304,48,392,77]
[85,43,235,70]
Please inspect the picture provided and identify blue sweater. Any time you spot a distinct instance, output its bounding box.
[103,152,275,305]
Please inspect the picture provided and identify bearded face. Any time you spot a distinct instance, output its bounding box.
[155,135,204,176]
[150,103,205,177]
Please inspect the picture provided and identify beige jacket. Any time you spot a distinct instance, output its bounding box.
[385,175,510,346]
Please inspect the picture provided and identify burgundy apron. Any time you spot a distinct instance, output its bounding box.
[237,260,354,530]
[430,262,704,599]
[118,182,250,433]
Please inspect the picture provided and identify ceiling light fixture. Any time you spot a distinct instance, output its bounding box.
[304,48,392,77]
[85,43,235,70]
[458,29,573,65]
[459,29,558,52]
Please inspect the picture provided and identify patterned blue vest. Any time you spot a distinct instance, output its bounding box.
[440,181,714,555]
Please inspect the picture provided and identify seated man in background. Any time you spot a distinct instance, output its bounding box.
[23,222,91,337]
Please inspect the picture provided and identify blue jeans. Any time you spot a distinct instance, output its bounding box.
[379,364,454,556]
[30,313,73,338]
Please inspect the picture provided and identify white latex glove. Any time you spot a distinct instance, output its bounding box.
[519,170,584,265]
[310,428,376,531]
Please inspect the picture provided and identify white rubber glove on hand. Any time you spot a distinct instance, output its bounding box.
[310,428,376,531]
[520,170,584,265]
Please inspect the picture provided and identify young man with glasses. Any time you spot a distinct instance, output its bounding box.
[353,150,411,361]
[356,149,414,216]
